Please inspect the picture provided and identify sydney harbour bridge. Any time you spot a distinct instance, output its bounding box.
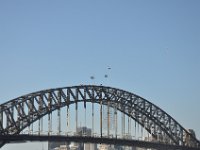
[0,85,199,150]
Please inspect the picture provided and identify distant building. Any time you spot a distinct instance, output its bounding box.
[75,126,97,150]
[98,144,115,150]
[48,126,97,150]
[48,141,69,150]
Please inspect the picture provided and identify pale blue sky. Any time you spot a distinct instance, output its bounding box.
[0,0,200,149]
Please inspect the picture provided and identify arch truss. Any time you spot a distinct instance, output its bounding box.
[0,85,199,148]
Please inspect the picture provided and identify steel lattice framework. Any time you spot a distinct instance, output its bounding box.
[0,85,199,148]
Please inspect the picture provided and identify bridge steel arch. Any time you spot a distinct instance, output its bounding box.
[0,85,199,148]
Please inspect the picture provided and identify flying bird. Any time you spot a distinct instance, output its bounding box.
[90,76,95,80]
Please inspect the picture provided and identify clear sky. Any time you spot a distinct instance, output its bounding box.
[0,0,200,149]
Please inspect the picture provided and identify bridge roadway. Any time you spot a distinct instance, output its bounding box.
[0,134,199,150]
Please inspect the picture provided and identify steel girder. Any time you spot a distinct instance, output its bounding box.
[0,85,199,148]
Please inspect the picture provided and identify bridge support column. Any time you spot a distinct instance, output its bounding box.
[121,106,125,138]
[75,103,78,132]
[92,102,94,136]
[128,116,131,137]
[57,91,61,135]
[100,100,103,138]
[48,93,52,136]
[57,108,61,135]
[38,118,40,135]
[66,106,70,135]
[114,104,117,138]
[75,88,78,132]
[91,89,95,136]
[107,101,110,137]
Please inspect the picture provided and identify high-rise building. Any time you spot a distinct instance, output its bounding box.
[48,126,97,150]
[76,126,97,150]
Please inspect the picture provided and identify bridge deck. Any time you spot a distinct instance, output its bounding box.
[0,134,199,150]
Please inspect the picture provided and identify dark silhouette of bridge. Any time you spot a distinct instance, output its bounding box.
[0,85,199,149]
